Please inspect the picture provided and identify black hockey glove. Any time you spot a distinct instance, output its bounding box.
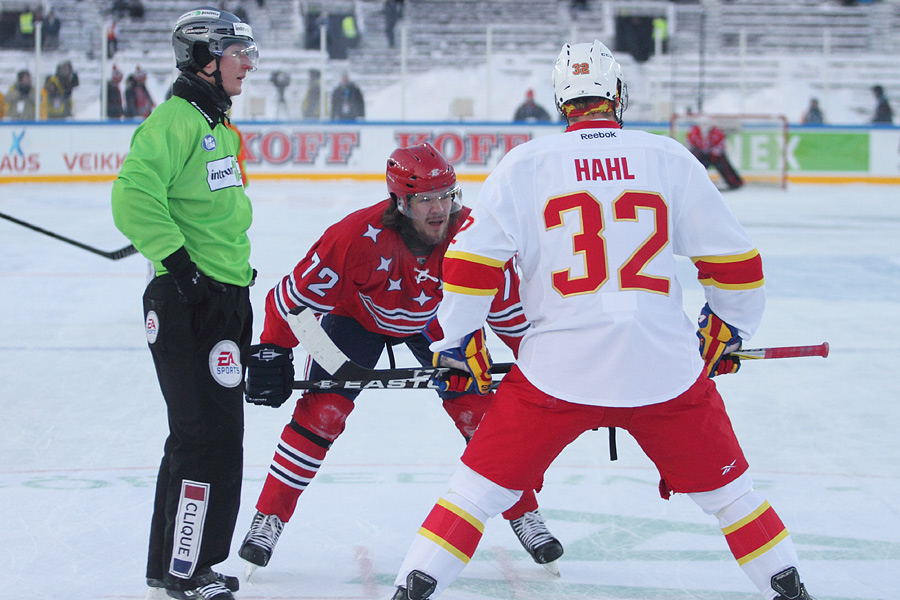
[161,246,225,305]
[245,343,295,408]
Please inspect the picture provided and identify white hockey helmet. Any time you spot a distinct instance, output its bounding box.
[552,39,628,124]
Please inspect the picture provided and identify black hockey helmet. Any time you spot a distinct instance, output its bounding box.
[172,6,257,73]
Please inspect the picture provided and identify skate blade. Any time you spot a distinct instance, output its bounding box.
[244,560,259,582]
[540,559,560,577]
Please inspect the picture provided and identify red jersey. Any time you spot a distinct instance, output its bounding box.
[686,124,727,158]
[260,200,529,353]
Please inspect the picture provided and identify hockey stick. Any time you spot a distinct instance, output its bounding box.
[286,306,828,389]
[285,306,512,389]
[294,374,466,391]
[0,210,138,260]
[728,342,829,360]
[290,343,830,390]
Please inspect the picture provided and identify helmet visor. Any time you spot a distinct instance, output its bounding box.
[211,39,259,71]
[406,183,463,214]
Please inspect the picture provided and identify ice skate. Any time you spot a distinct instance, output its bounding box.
[147,572,238,600]
[772,567,816,600]
[508,509,564,575]
[239,511,285,579]
[392,570,437,600]
[164,571,236,600]
[775,586,815,600]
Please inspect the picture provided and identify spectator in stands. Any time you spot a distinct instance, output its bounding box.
[43,75,70,119]
[513,89,551,122]
[311,11,347,59]
[106,19,118,58]
[17,6,36,49]
[342,14,359,49]
[107,65,124,119]
[871,85,893,124]
[331,72,365,120]
[5,70,37,120]
[652,16,668,55]
[686,120,743,190]
[0,90,6,119]
[55,61,79,112]
[802,98,824,125]
[302,68,322,119]
[43,9,61,49]
[384,0,402,48]
[124,66,155,119]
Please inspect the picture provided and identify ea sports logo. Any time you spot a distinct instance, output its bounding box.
[145,310,159,344]
[209,340,242,387]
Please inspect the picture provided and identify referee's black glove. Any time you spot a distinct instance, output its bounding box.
[161,246,225,305]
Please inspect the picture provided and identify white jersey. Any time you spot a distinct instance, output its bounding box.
[433,120,765,407]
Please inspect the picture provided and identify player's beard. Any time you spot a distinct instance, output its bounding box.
[416,216,449,247]
[400,214,449,256]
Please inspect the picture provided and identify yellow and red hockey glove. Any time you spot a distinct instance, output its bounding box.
[423,318,493,395]
[697,303,742,378]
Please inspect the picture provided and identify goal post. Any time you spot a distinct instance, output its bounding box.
[669,113,789,189]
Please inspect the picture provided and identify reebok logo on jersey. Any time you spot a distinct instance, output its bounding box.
[169,480,209,579]
[721,460,738,475]
[206,156,242,191]
[580,131,617,140]
[209,340,242,387]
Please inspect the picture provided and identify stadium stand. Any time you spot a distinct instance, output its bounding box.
[0,0,897,122]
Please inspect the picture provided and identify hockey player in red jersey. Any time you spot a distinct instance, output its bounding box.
[237,143,564,578]
[389,41,815,600]
[686,120,744,190]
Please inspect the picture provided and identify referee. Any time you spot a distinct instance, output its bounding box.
[111,7,258,600]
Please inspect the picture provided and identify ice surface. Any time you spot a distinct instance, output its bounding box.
[1,180,898,600]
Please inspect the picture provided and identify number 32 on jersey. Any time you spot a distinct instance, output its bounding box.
[544,190,670,298]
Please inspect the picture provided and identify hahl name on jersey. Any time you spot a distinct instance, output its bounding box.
[574,156,636,182]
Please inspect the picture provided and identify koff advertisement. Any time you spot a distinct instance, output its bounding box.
[1,121,899,184]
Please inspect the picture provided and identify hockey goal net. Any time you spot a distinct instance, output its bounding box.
[669,114,789,189]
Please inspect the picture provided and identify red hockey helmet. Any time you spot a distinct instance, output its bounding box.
[386,142,462,216]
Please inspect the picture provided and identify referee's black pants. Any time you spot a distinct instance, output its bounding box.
[142,275,252,587]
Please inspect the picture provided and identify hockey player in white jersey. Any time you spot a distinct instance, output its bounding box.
[389,40,816,600]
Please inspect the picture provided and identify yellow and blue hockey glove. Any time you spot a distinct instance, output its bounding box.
[697,303,742,378]
[423,318,493,395]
